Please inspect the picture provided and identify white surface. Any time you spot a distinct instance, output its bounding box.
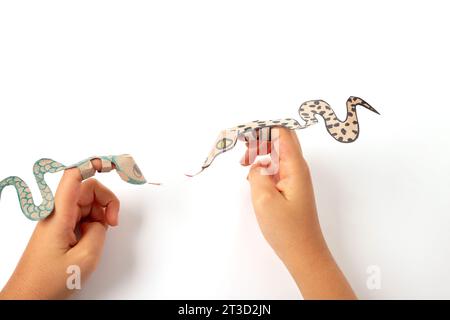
[0,1,449,299]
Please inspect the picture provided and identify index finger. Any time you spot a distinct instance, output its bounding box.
[240,128,304,174]
[78,179,120,226]
[53,159,104,227]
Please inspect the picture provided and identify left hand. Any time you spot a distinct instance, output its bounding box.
[0,159,120,299]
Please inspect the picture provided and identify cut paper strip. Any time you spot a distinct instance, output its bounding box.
[187,96,379,177]
[0,154,155,221]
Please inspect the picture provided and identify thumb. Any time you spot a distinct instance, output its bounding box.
[51,168,82,229]
[69,222,107,270]
[53,159,104,229]
[248,162,282,209]
[271,128,305,179]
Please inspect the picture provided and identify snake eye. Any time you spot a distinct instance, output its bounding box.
[216,138,233,150]
[133,164,143,178]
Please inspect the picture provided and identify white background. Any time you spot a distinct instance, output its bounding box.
[0,1,449,299]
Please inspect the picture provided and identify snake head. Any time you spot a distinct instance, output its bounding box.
[186,130,238,177]
[348,96,380,115]
[112,154,147,185]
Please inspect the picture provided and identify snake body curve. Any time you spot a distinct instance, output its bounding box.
[0,155,147,220]
[298,96,379,143]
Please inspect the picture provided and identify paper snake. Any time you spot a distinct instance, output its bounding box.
[187,96,380,176]
[0,154,151,221]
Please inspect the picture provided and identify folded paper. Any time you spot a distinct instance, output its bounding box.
[0,154,148,221]
[187,96,379,176]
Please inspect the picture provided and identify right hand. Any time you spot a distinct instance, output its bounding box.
[241,128,323,262]
[242,127,356,299]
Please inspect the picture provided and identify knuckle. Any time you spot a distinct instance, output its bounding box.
[78,248,100,268]
[299,159,312,175]
[254,191,276,207]
[84,177,98,186]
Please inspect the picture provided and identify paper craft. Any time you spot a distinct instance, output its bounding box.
[187,96,379,176]
[0,154,151,221]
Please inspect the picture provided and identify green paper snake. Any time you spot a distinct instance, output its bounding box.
[0,154,149,221]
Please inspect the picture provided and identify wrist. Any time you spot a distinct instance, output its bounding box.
[279,235,356,299]
[279,230,329,268]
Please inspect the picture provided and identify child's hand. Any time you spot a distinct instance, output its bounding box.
[242,128,356,299]
[0,160,119,299]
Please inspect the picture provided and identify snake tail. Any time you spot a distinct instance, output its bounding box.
[0,158,65,220]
